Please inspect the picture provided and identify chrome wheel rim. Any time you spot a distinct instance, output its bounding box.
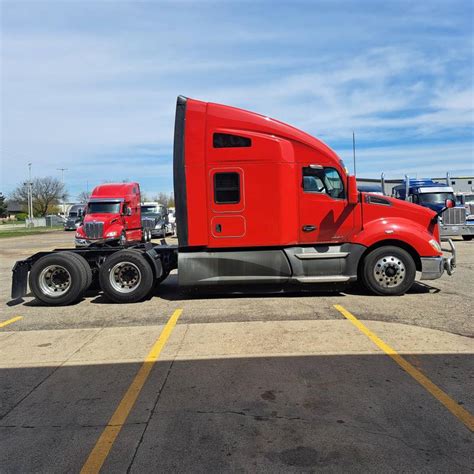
[39,265,72,297]
[109,261,141,293]
[373,256,406,288]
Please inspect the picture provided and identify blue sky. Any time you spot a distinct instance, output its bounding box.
[1,0,473,200]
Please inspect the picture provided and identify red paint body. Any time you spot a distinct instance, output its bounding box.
[181,97,441,258]
[76,183,143,245]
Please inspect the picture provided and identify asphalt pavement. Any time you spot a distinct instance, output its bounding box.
[0,232,472,472]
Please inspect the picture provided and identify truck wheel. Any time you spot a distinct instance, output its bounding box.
[99,250,154,303]
[361,246,416,296]
[63,252,93,292]
[29,253,87,305]
[462,236,473,241]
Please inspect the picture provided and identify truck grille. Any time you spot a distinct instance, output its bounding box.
[84,221,104,239]
[442,208,466,225]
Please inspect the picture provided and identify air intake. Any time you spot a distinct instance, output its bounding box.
[84,221,104,239]
[442,208,466,225]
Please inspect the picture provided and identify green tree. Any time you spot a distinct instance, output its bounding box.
[11,177,67,217]
[0,193,7,217]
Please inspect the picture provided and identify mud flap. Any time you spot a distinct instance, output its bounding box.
[11,260,30,299]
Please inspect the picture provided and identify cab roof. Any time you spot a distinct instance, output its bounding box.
[91,183,139,199]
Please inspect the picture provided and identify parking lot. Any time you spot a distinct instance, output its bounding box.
[1,231,473,472]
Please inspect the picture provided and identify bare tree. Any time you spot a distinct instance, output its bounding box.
[140,191,150,203]
[154,192,174,207]
[77,191,91,203]
[11,177,67,217]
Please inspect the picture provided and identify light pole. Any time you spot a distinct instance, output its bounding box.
[57,168,68,186]
[28,163,33,222]
[57,168,68,213]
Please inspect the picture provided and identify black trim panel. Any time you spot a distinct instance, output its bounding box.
[173,95,189,247]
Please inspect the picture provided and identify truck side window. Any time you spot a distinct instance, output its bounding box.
[302,167,345,199]
[214,172,240,204]
[213,133,251,148]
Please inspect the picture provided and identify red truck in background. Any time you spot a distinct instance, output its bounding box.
[75,183,153,247]
[11,95,456,305]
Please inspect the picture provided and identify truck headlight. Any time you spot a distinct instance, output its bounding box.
[429,239,442,253]
[106,231,118,237]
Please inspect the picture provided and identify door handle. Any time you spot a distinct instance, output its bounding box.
[302,225,317,232]
[215,224,222,233]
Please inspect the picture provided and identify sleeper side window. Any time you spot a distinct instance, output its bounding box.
[302,166,345,199]
[214,172,240,204]
[213,133,251,148]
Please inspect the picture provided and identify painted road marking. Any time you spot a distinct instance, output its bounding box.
[334,304,474,432]
[0,316,22,329]
[81,309,183,473]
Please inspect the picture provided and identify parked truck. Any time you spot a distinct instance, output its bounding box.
[391,177,474,240]
[11,96,455,305]
[64,204,85,231]
[74,183,154,247]
[140,202,169,237]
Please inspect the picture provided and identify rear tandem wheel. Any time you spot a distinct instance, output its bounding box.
[29,252,89,305]
[99,250,154,303]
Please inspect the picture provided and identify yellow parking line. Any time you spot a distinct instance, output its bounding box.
[81,308,183,474]
[334,304,474,432]
[0,316,22,329]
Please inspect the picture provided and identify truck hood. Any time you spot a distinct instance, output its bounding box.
[83,214,122,226]
[362,193,437,232]
[419,202,445,213]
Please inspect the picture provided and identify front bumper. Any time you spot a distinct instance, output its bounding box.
[420,239,456,280]
[439,224,474,237]
[75,237,117,247]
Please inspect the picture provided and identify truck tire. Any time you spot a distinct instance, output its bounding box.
[63,252,93,292]
[462,235,473,241]
[29,253,87,305]
[361,246,416,296]
[99,250,154,303]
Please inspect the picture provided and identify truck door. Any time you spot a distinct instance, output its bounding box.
[208,168,246,242]
[298,165,355,243]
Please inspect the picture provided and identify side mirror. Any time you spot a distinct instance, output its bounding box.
[78,209,83,217]
[125,207,132,216]
[347,175,358,205]
[431,198,456,223]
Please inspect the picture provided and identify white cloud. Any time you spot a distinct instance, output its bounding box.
[1,2,473,195]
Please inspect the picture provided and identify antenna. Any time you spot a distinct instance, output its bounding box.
[352,131,357,176]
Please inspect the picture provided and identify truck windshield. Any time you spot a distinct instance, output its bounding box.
[141,206,157,214]
[465,194,474,204]
[88,202,121,214]
[419,192,455,204]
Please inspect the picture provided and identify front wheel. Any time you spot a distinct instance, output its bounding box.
[361,246,416,296]
[99,250,154,303]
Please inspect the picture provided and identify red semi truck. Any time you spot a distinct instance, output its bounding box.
[74,182,153,247]
[11,96,455,305]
